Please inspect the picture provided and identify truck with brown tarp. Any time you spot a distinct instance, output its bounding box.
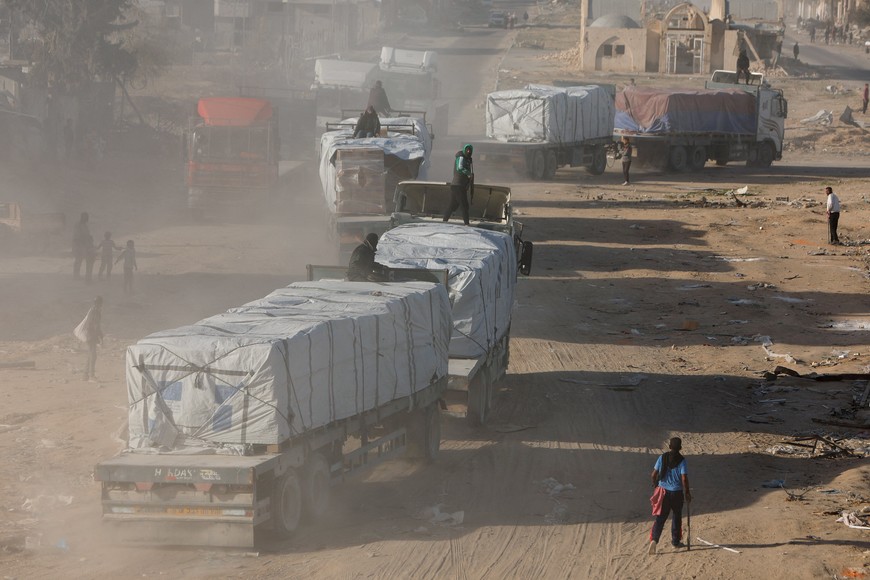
[613,71,787,171]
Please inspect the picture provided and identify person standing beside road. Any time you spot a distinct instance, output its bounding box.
[620,136,633,186]
[443,144,473,226]
[115,240,138,295]
[649,437,692,554]
[825,186,841,245]
[862,83,868,115]
[368,80,392,117]
[793,41,799,61]
[97,231,120,280]
[74,296,103,381]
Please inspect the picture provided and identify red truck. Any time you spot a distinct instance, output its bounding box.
[185,98,279,213]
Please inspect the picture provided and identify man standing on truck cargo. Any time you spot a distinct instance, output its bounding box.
[825,186,841,245]
[368,80,392,116]
[444,144,473,226]
[736,49,751,84]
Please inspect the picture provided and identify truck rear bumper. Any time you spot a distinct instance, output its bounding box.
[102,517,256,548]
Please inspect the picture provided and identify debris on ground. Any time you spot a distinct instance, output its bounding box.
[420,504,465,527]
[801,109,833,125]
[836,509,870,530]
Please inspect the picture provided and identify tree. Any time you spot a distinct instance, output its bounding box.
[4,0,139,92]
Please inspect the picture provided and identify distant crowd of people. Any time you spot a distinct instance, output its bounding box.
[72,211,138,293]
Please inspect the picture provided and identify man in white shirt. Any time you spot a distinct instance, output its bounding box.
[826,186,841,245]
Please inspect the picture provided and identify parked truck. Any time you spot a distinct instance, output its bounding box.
[613,71,788,171]
[469,84,615,180]
[318,116,432,262]
[185,97,279,212]
[95,280,451,547]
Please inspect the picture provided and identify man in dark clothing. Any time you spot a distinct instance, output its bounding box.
[72,212,94,280]
[367,81,392,116]
[862,83,868,115]
[353,106,381,138]
[443,144,473,226]
[736,49,750,84]
[648,437,692,554]
[793,42,799,61]
[347,233,381,281]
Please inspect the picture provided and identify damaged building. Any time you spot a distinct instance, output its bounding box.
[579,0,784,75]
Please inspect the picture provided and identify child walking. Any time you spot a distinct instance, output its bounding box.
[115,240,138,295]
[97,232,119,279]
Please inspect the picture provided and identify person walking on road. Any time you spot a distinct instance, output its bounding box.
[72,212,95,281]
[620,136,633,185]
[793,41,799,61]
[115,240,138,295]
[862,83,868,115]
[74,296,103,381]
[825,186,841,245]
[649,437,692,554]
[443,144,473,225]
[97,231,120,280]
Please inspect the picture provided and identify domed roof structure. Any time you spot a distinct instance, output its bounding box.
[588,14,641,29]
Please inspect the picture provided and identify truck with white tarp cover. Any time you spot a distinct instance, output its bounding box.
[468,84,615,180]
[375,222,531,425]
[613,71,788,171]
[319,116,432,262]
[95,281,451,547]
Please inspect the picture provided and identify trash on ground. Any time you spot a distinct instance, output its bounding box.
[800,109,833,125]
[747,283,776,291]
[422,504,464,526]
[837,510,870,530]
[538,477,576,497]
[772,295,808,303]
[762,479,785,488]
[728,298,760,306]
[756,336,796,364]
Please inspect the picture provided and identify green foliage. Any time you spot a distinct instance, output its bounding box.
[4,0,138,91]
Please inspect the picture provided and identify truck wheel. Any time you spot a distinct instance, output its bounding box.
[586,146,607,175]
[302,453,331,522]
[527,150,546,180]
[466,374,489,426]
[668,146,688,172]
[272,469,303,537]
[543,151,558,180]
[407,404,441,462]
[688,146,706,171]
[757,142,775,168]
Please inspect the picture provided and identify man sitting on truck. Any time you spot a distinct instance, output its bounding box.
[443,144,474,226]
[347,233,384,281]
[353,106,381,138]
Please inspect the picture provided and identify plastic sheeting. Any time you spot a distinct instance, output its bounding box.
[126,281,451,449]
[313,59,377,89]
[319,117,432,214]
[614,87,757,135]
[376,223,516,359]
[486,84,614,144]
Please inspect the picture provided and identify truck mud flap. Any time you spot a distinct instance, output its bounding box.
[102,518,256,548]
[519,241,533,276]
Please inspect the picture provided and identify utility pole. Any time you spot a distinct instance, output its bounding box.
[579,0,589,70]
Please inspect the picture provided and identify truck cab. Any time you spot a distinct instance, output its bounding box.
[707,70,788,165]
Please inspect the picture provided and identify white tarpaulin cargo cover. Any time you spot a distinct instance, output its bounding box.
[486,84,614,144]
[313,59,377,89]
[376,223,516,359]
[380,47,437,73]
[319,117,432,213]
[126,281,451,449]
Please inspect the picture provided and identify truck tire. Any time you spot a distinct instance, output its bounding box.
[668,146,688,172]
[272,469,303,537]
[528,150,546,180]
[688,146,706,171]
[586,146,607,175]
[302,453,331,522]
[466,373,490,426]
[543,151,558,180]
[407,404,441,461]
[757,142,775,168]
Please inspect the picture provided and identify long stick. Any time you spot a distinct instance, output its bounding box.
[686,500,691,551]
[696,537,741,554]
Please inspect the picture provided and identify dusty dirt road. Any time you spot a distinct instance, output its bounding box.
[2,9,870,580]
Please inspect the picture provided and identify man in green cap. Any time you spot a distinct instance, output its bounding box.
[443,144,473,225]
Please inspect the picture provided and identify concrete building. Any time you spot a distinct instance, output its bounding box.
[583,14,658,72]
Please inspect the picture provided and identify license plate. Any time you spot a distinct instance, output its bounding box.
[165,507,223,517]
